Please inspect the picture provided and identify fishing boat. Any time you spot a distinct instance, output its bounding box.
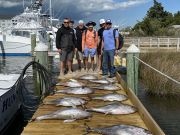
[0,0,58,56]
[0,74,22,133]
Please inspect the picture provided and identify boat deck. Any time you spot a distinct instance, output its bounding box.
[22,72,165,135]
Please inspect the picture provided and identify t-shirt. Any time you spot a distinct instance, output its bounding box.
[103,28,118,50]
[82,30,98,49]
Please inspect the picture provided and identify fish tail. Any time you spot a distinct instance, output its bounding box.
[56,82,65,86]
[83,123,92,135]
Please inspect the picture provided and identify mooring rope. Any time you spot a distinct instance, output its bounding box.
[134,56,180,85]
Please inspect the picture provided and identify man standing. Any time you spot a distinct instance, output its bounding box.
[102,19,119,78]
[82,21,98,72]
[75,20,87,71]
[97,19,106,73]
[56,18,76,79]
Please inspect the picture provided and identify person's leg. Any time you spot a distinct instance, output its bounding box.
[77,51,82,70]
[102,50,108,75]
[90,48,96,71]
[67,50,74,74]
[59,50,67,78]
[108,49,115,77]
[83,47,89,70]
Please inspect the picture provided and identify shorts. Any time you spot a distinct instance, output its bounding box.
[84,47,96,58]
[76,51,83,60]
[60,50,74,62]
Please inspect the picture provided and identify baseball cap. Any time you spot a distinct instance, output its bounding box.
[99,19,106,24]
[106,19,112,24]
[78,20,84,24]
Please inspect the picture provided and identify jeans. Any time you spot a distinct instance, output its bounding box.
[102,49,115,76]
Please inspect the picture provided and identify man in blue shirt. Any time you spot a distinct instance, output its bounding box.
[101,19,119,78]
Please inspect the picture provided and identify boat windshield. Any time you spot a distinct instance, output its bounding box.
[11,30,30,38]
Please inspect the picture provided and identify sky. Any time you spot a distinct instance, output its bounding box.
[0,0,179,28]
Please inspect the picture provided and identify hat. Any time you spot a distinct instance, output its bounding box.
[99,19,106,24]
[106,19,112,24]
[86,21,96,27]
[69,19,74,24]
[78,20,84,24]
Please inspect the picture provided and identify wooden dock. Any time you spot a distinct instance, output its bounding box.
[21,73,165,135]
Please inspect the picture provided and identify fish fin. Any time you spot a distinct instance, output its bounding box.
[69,79,78,82]
[56,82,65,86]
[64,119,76,123]
[105,112,109,115]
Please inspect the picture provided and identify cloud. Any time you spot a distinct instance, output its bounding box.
[0,0,21,8]
[0,0,151,19]
[47,0,151,19]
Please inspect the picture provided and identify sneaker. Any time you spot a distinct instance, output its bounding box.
[58,73,65,79]
[109,74,115,78]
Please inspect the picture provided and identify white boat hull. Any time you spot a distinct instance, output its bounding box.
[0,74,21,132]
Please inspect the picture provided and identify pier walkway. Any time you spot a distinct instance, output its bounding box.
[21,72,164,135]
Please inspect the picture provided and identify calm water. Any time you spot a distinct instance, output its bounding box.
[0,57,180,135]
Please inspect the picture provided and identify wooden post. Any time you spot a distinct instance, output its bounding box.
[167,38,170,48]
[47,34,52,51]
[150,37,152,47]
[127,44,140,95]
[138,38,140,48]
[35,42,49,68]
[31,33,36,56]
[47,33,53,71]
[177,38,180,51]
[157,38,160,48]
[34,42,48,96]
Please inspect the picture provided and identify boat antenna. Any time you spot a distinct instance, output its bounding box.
[49,0,53,29]
[23,0,25,9]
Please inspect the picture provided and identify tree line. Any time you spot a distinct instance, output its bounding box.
[125,0,180,37]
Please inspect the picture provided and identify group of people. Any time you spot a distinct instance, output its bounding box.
[56,18,120,79]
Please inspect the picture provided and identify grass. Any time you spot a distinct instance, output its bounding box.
[139,52,180,96]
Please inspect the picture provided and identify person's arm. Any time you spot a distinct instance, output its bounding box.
[82,32,85,52]
[115,30,119,50]
[95,31,98,48]
[101,37,104,55]
[56,29,62,53]
[73,29,77,51]
[115,30,119,55]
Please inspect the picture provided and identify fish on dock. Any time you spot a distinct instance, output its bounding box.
[79,74,98,80]
[86,103,136,115]
[91,84,120,91]
[85,124,152,135]
[33,108,92,122]
[88,79,110,84]
[56,87,94,95]
[56,80,84,88]
[44,97,87,107]
[92,93,128,102]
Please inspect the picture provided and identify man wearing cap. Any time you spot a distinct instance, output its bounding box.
[56,18,77,79]
[97,19,106,72]
[82,21,98,72]
[75,20,87,71]
[102,19,119,78]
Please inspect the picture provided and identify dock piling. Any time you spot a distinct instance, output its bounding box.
[31,33,36,56]
[127,44,140,95]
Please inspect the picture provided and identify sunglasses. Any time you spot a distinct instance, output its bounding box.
[64,22,69,24]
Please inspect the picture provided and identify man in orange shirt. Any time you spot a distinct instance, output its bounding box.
[82,21,98,72]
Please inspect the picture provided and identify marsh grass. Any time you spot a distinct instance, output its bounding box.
[139,52,180,96]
